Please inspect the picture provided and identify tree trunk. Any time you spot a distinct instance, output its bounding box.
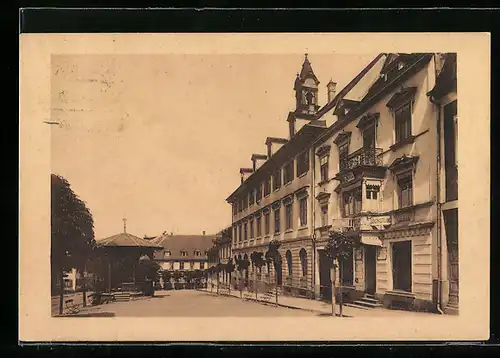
[239,271,243,298]
[82,286,87,307]
[217,271,219,295]
[228,273,231,295]
[59,266,64,315]
[339,260,343,317]
[331,266,336,317]
[255,269,258,300]
[108,260,112,293]
[275,275,278,307]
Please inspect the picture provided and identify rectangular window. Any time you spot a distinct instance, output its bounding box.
[238,225,242,242]
[249,219,254,239]
[264,212,270,235]
[297,150,310,177]
[320,156,329,182]
[272,170,281,191]
[340,249,354,286]
[180,262,184,270]
[233,203,237,215]
[244,222,248,241]
[363,125,376,150]
[299,198,308,226]
[200,262,204,270]
[274,208,281,233]
[256,184,262,202]
[264,177,271,197]
[395,102,412,143]
[256,216,262,237]
[285,203,293,230]
[365,185,380,212]
[320,203,328,227]
[343,187,363,216]
[398,173,413,208]
[339,143,349,171]
[190,262,195,270]
[444,100,458,201]
[283,161,294,184]
[392,241,412,292]
[249,189,255,205]
[233,227,237,245]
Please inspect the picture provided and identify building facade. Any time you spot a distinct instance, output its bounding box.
[152,232,214,273]
[226,55,329,296]
[225,52,458,314]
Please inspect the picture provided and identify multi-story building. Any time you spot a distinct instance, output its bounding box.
[428,53,458,314]
[226,55,336,296]
[152,232,214,273]
[310,52,458,313]
[226,52,458,314]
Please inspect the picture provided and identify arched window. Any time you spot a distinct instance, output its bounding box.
[299,248,308,277]
[286,250,293,276]
[305,91,314,105]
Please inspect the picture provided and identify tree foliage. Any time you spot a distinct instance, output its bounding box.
[51,174,95,274]
[266,239,282,271]
[250,251,266,271]
[236,256,250,272]
[325,231,355,267]
[224,258,235,274]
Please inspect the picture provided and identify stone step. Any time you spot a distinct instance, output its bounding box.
[343,303,371,310]
[353,299,383,308]
[360,297,380,304]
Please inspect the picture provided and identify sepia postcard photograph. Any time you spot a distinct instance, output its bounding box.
[19,32,490,342]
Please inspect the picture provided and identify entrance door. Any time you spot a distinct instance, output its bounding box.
[444,209,459,306]
[392,241,412,292]
[365,245,377,294]
[319,250,332,300]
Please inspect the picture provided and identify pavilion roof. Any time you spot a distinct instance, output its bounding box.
[96,232,162,249]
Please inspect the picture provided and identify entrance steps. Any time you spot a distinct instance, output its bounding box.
[113,292,131,302]
[344,293,383,310]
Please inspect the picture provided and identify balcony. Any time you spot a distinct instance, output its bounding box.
[340,147,383,172]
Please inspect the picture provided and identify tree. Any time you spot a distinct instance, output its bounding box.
[325,230,355,317]
[224,258,235,295]
[51,174,95,315]
[235,256,250,298]
[172,270,182,289]
[215,262,225,294]
[250,251,266,300]
[161,270,172,289]
[265,240,282,307]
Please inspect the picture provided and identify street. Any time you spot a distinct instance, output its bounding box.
[65,289,320,317]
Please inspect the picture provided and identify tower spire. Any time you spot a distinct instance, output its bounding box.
[123,218,127,233]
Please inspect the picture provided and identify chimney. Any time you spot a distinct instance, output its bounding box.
[251,154,267,171]
[265,137,289,158]
[327,80,337,103]
[240,167,253,183]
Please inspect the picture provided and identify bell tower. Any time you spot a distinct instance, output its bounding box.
[293,53,320,118]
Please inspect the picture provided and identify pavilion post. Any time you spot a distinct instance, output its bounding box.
[108,259,112,293]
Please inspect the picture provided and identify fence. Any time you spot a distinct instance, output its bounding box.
[208,274,362,305]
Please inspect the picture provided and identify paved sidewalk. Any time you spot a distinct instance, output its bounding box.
[199,286,439,318]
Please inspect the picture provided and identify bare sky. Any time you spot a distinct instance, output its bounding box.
[51,53,377,239]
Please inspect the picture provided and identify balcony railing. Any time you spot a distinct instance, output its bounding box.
[340,147,383,172]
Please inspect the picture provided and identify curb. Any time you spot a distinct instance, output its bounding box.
[199,289,328,315]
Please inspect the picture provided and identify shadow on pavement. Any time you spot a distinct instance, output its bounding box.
[317,312,352,318]
[57,312,116,318]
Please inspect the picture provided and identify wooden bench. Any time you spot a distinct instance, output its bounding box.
[64,299,81,314]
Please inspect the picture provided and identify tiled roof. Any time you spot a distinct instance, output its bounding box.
[96,232,162,249]
[152,234,215,260]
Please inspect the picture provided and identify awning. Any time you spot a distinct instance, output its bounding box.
[360,234,383,246]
